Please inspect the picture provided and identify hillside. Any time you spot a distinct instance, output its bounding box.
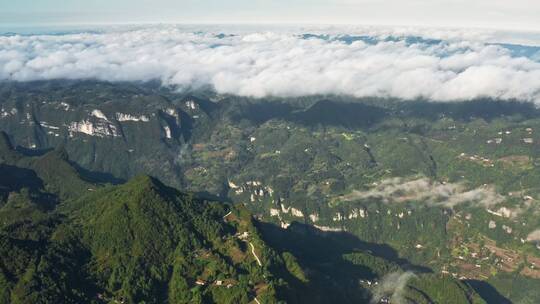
[5,81,540,303]
[0,143,296,303]
[0,134,486,303]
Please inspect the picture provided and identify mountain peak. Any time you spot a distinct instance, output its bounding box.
[126,174,163,191]
[52,143,69,161]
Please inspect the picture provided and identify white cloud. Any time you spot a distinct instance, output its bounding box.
[340,177,505,208]
[1,26,540,102]
[371,271,416,304]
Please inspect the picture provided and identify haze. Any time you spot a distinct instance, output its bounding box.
[1,0,540,31]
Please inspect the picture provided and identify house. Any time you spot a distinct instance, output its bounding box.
[237,231,250,239]
[195,279,206,286]
[379,296,391,303]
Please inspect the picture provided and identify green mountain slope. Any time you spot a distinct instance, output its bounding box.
[0,172,295,302]
[67,175,293,304]
[0,135,486,303]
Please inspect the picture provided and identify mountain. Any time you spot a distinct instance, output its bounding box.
[2,80,540,302]
[0,133,485,303]
[0,139,297,303]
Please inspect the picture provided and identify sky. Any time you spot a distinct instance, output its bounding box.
[1,2,540,103]
[1,0,540,31]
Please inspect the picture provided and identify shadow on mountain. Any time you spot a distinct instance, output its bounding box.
[290,100,388,128]
[72,163,125,185]
[178,110,195,142]
[194,190,232,203]
[257,221,433,303]
[464,280,512,304]
[392,99,539,122]
[258,221,431,272]
[0,164,44,192]
[257,221,374,302]
[229,99,388,129]
[228,101,298,125]
[0,163,59,209]
[228,97,540,130]
[15,146,54,157]
[1,134,124,186]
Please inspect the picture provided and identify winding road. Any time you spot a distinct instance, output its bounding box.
[249,242,263,267]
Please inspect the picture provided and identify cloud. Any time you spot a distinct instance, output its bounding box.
[340,177,505,208]
[1,26,540,102]
[371,271,416,304]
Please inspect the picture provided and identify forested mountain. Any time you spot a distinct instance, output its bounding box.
[2,80,540,303]
[0,132,485,303]
[0,136,298,303]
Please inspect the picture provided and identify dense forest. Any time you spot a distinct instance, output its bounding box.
[0,132,487,303]
[2,81,540,303]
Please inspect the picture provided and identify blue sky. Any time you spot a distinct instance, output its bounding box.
[1,0,540,31]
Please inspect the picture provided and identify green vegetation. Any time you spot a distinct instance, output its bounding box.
[3,81,540,302]
[0,132,484,303]
[0,140,296,303]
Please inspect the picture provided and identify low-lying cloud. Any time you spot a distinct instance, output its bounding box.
[340,177,505,208]
[1,26,540,102]
[371,271,416,304]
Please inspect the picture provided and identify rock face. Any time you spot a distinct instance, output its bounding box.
[116,113,150,122]
[68,119,121,137]
[0,81,208,188]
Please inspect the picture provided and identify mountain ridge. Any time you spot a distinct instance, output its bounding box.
[0,134,489,303]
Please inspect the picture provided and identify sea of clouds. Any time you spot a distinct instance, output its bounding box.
[1,25,540,102]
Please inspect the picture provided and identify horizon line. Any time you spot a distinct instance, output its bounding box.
[1,21,540,34]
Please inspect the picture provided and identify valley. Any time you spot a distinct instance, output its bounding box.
[2,80,540,303]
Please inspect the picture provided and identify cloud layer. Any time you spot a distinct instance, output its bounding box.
[340,177,504,208]
[1,26,540,102]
